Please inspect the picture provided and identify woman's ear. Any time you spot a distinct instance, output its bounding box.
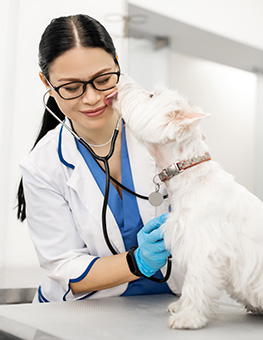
[39,72,50,89]
[39,72,54,97]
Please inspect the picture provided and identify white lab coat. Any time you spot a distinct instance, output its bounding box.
[20,118,183,302]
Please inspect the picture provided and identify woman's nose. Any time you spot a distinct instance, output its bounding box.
[81,84,101,105]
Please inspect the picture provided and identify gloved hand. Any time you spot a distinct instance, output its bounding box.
[134,214,170,277]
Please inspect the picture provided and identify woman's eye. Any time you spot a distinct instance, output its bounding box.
[96,76,110,85]
[64,85,81,92]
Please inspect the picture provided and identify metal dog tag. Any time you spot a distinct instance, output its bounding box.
[149,191,163,206]
[149,184,163,206]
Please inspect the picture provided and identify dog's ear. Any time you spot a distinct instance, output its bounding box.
[166,109,210,141]
[173,110,210,126]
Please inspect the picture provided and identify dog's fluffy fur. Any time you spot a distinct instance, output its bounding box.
[114,76,263,329]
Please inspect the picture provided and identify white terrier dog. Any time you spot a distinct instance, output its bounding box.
[114,75,263,329]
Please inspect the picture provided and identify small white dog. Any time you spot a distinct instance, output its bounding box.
[114,76,263,329]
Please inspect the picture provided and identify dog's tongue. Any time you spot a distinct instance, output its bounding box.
[104,90,118,106]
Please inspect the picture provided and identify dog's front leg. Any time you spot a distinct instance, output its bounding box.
[169,257,222,329]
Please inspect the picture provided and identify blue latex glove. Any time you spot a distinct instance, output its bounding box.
[134,214,170,277]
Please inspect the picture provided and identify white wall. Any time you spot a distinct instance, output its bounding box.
[129,0,263,50]
[170,51,257,192]
[0,0,21,268]
[128,37,171,91]
[0,0,125,268]
[254,72,263,199]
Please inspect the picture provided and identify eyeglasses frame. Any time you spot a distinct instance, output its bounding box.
[45,70,121,100]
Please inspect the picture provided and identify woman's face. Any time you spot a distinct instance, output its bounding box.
[40,47,119,138]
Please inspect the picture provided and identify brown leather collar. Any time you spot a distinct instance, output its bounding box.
[154,152,211,184]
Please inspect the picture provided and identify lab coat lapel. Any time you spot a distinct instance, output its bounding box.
[59,121,125,254]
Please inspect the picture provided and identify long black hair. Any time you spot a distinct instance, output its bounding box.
[17,14,119,221]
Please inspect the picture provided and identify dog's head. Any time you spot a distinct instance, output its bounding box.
[114,75,209,145]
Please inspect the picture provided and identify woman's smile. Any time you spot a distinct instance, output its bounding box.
[80,105,106,118]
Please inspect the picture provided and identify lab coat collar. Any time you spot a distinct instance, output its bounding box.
[57,121,75,170]
[57,118,157,253]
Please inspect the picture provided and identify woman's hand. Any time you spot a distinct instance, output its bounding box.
[70,214,170,294]
[135,214,170,277]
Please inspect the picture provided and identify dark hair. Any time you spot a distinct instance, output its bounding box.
[17,14,119,221]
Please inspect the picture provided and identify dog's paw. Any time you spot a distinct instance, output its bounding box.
[246,305,263,315]
[168,301,181,314]
[169,311,208,329]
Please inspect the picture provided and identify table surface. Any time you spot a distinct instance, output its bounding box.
[0,293,262,340]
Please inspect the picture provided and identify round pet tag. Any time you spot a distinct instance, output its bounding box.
[149,191,163,206]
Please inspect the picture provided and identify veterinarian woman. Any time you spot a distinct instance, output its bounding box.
[16,14,181,303]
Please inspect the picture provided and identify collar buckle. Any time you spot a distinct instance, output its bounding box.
[159,162,182,181]
[154,162,182,185]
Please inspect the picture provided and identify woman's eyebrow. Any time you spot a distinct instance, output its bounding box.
[57,67,114,83]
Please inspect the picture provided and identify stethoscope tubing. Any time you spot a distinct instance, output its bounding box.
[77,130,120,255]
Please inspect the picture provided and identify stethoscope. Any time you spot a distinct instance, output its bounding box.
[43,89,172,283]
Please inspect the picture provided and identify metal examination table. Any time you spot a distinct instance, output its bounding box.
[0,293,262,340]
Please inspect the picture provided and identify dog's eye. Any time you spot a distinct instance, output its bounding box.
[149,94,153,98]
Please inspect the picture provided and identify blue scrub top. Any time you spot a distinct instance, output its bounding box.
[76,122,172,296]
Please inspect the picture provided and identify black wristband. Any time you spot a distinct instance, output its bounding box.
[126,246,143,277]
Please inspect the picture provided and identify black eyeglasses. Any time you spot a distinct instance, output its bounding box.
[46,71,120,100]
